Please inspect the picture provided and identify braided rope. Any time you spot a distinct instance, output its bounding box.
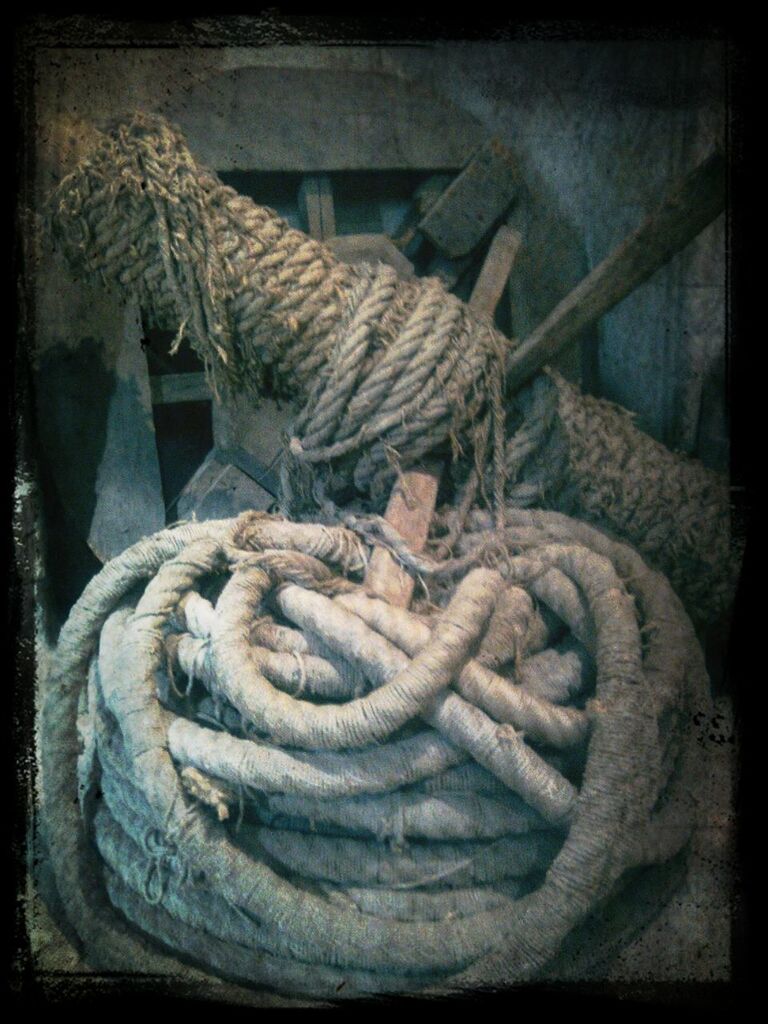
[40,508,707,998]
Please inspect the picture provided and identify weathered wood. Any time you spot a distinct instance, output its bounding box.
[392,174,456,252]
[364,462,442,609]
[418,138,521,259]
[504,148,726,395]
[298,175,336,241]
[212,393,292,464]
[149,371,210,405]
[365,224,521,608]
[87,299,165,561]
[215,444,281,498]
[162,67,485,172]
[327,234,414,279]
[469,225,522,314]
[425,253,474,292]
[177,450,273,522]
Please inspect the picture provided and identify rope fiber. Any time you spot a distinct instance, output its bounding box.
[40,510,708,998]
[38,112,726,998]
[46,112,740,625]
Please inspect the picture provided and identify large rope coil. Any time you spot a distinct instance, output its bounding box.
[41,509,708,998]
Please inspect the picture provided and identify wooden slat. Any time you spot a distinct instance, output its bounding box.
[504,148,726,395]
[419,138,521,259]
[469,225,522,314]
[150,371,210,405]
[88,299,165,561]
[364,463,442,609]
[327,234,414,279]
[162,67,486,172]
[299,175,336,241]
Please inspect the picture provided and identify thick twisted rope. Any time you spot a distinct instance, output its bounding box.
[46,112,738,625]
[40,508,707,999]
[49,113,508,512]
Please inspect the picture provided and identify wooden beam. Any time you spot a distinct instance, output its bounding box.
[364,463,442,609]
[88,299,165,561]
[365,224,523,607]
[162,66,485,172]
[150,371,210,405]
[178,449,273,522]
[327,233,414,279]
[504,148,727,395]
[418,138,521,259]
[298,175,336,242]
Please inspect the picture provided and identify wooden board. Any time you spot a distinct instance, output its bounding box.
[327,234,415,279]
[150,372,210,405]
[211,392,295,497]
[162,66,486,172]
[87,299,165,561]
[177,450,273,522]
[419,138,521,258]
[299,175,336,241]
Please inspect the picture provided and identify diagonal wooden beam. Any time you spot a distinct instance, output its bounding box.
[504,148,726,395]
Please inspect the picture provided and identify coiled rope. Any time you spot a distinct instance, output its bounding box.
[46,112,738,625]
[41,509,707,998]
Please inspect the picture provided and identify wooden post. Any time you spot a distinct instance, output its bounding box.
[504,148,726,395]
[364,224,523,607]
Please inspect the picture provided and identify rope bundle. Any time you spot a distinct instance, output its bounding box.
[46,112,738,625]
[48,113,507,512]
[41,509,707,998]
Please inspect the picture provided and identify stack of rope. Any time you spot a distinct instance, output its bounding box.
[42,509,707,998]
[46,112,739,626]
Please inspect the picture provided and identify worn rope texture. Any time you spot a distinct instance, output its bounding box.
[47,112,737,625]
[48,112,508,512]
[430,369,738,626]
[41,509,707,999]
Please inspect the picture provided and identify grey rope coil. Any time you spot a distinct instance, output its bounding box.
[40,508,708,998]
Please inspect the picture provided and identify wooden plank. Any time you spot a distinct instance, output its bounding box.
[365,225,521,608]
[298,175,336,241]
[392,174,456,252]
[216,444,281,498]
[364,463,441,609]
[211,392,294,495]
[419,138,521,259]
[161,67,486,173]
[469,225,522,314]
[149,371,210,405]
[177,450,273,522]
[326,234,414,279]
[504,148,726,395]
[87,298,165,561]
